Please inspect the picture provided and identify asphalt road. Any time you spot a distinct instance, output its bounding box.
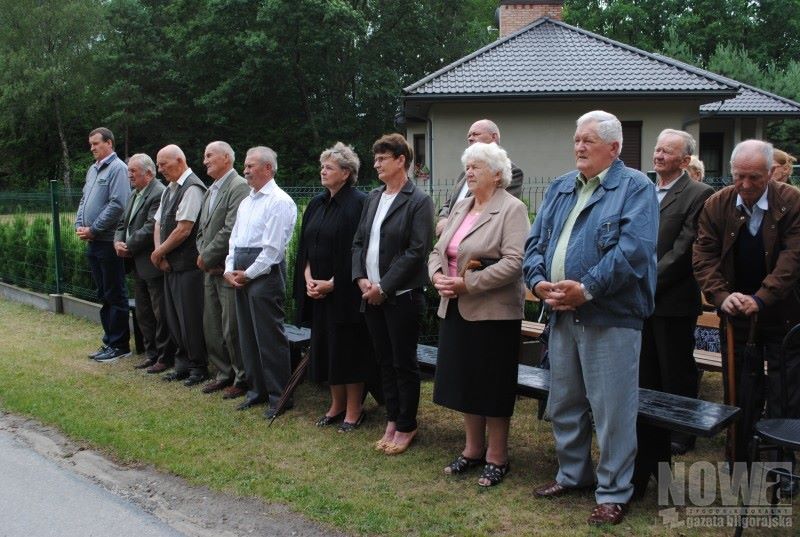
[0,428,185,537]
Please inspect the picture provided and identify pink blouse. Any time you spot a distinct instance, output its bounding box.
[445,212,480,277]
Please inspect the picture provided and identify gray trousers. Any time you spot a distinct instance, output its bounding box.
[132,272,174,363]
[234,249,290,407]
[164,269,207,375]
[203,273,245,385]
[548,311,640,505]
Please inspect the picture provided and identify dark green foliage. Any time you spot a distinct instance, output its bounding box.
[59,216,94,300]
[23,216,52,293]
[0,224,7,278]
[4,215,28,286]
[0,0,496,189]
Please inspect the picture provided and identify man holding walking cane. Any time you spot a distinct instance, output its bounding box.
[693,139,800,496]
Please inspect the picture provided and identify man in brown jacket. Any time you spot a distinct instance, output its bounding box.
[693,139,800,493]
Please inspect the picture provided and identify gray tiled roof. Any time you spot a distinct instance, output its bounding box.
[649,53,800,117]
[700,84,800,116]
[404,18,738,99]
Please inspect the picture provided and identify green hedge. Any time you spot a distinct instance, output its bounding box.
[0,206,541,346]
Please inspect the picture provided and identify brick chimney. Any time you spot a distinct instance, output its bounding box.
[498,0,564,37]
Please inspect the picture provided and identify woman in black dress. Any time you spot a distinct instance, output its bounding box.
[294,142,369,432]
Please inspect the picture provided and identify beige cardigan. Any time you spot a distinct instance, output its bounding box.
[428,188,530,321]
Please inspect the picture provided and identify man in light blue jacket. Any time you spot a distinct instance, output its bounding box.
[523,111,658,526]
[76,127,132,362]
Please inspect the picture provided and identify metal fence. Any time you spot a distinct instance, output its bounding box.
[0,175,732,343]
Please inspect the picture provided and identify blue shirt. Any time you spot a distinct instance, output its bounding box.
[736,186,769,236]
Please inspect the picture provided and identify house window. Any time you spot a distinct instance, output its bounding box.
[699,132,724,179]
[413,134,426,167]
[620,121,642,171]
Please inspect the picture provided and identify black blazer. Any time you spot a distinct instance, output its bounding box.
[294,184,366,325]
[655,172,714,316]
[352,179,434,297]
[114,178,165,280]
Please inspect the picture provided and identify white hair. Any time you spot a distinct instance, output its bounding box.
[731,139,773,171]
[128,153,155,176]
[658,129,696,156]
[461,142,512,188]
[576,110,623,154]
[246,146,278,173]
[207,140,235,164]
[687,156,705,179]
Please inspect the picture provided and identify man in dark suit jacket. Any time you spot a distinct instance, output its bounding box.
[196,141,250,398]
[436,119,524,236]
[114,153,175,370]
[633,129,714,496]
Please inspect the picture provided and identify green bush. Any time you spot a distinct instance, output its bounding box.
[59,215,94,299]
[4,215,28,287]
[0,201,451,344]
[0,224,7,278]
[23,215,53,293]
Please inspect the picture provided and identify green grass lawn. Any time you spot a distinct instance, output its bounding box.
[0,298,795,536]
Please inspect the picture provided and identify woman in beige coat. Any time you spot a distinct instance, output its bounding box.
[428,142,530,487]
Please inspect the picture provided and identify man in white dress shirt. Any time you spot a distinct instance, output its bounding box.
[224,146,298,418]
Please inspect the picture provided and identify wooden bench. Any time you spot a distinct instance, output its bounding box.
[128,298,311,360]
[520,292,725,373]
[416,344,740,437]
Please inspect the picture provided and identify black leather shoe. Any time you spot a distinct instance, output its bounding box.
[183,373,209,387]
[163,370,190,382]
[236,398,262,411]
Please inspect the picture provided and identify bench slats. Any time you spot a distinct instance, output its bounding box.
[417,344,739,438]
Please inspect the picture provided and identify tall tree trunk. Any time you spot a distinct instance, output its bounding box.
[53,97,72,191]
[292,39,320,148]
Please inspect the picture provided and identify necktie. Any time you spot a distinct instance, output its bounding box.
[126,191,143,240]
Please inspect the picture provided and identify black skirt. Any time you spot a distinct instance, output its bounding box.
[433,300,520,417]
[309,296,371,385]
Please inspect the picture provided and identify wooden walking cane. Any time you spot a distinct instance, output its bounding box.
[725,314,738,463]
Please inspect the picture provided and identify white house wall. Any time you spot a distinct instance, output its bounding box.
[422,99,703,188]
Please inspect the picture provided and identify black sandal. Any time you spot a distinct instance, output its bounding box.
[478,462,510,487]
[337,411,366,433]
[315,410,345,427]
[444,454,485,475]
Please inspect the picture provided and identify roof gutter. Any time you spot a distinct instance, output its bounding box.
[402,90,739,103]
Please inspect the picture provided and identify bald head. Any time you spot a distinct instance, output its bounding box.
[156,144,189,182]
[467,119,500,145]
